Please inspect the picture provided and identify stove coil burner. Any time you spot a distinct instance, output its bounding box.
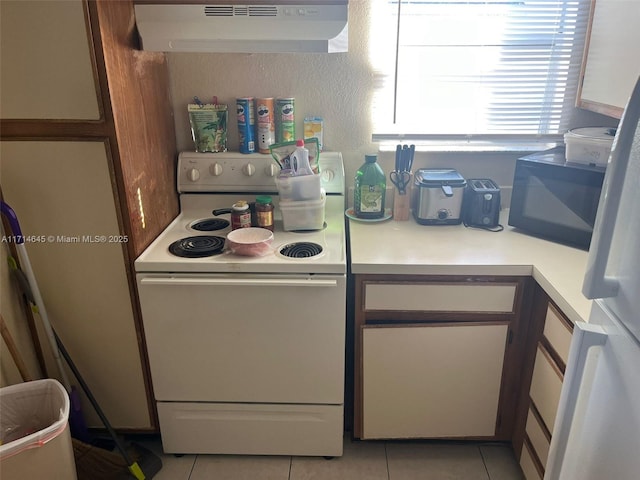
[279,242,324,258]
[190,218,230,232]
[169,236,225,258]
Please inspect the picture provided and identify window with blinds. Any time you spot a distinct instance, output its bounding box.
[370,0,592,146]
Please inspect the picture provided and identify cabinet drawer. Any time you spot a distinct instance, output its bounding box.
[542,304,573,366]
[362,323,508,439]
[364,283,516,313]
[520,439,543,480]
[529,344,563,434]
[525,408,550,470]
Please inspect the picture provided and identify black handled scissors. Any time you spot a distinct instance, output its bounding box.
[390,170,411,195]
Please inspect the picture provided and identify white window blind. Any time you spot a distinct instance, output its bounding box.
[370,0,592,146]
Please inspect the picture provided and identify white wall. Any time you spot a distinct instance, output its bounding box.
[165,0,618,194]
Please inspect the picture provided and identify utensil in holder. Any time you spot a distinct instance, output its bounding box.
[391,172,412,221]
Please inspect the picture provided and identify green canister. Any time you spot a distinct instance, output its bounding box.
[354,154,386,219]
[275,98,295,143]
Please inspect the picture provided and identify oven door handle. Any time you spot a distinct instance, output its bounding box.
[140,277,338,287]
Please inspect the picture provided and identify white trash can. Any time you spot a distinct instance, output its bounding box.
[0,379,77,479]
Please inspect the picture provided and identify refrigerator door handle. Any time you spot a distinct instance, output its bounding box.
[583,76,640,299]
[544,322,608,480]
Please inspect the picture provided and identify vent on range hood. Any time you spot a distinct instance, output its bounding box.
[134,2,349,53]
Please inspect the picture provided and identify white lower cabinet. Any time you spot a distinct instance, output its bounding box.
[362,323,509,439]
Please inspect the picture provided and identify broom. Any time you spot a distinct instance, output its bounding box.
[0,201,91,443]
[1,201,156,479]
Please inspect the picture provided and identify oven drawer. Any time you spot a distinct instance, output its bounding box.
[137,273,346,404]
[157,402,343,456]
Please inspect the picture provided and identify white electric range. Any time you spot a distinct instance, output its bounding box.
[135,151,346,457]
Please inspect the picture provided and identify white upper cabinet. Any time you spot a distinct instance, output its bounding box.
[0,0,100,120]
[578,0,640,118]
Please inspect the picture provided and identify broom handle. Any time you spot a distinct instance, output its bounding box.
[0,201,72,391]
[53,330,146,480]
[16,242,73,391]
[0,313,32,382]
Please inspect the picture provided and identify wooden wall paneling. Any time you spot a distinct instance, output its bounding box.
[493,276,534,441]
[91,0,178,258]
[88,0,179,430]
[512,283,549,457]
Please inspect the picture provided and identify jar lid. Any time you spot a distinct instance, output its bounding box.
[256,195,272,204]
[232,201,249,211]
[566,127,616,143]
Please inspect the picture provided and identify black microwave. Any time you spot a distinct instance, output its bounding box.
[508,147,606,250]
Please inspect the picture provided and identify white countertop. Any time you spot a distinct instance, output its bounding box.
[347,210,593,325]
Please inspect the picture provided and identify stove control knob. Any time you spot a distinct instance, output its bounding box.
[242,163,256,176]
[265,163,279,177]
[321,169,335,182]
[187,168,200,182]
[209,163,223,176]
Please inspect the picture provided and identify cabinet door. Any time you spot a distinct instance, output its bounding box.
[578,0,640,117]
[0,140,151,429]
[362,323,508,439]
[0,0,100,120]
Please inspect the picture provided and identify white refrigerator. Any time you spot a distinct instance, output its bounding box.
[544,75,640,479]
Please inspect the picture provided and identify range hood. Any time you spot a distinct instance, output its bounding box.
[134,2,348,53]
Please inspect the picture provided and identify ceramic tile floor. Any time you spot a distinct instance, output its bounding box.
[135,435,525,480]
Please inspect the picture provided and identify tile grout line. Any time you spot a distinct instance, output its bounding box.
[187,454,198,480]
[478,445,492,480]
[385,442,391,480]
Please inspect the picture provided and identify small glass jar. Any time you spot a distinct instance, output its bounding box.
[255,195,274,231]
[231,201,252,230]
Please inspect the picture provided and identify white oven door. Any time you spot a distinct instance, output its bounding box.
[137,273,346,404]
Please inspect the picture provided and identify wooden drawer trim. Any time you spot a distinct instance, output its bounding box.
[525,406,551,470]
[529,343,563,435]
[541,302,574,373]
[363,281,517,314]
[521,435,545,480]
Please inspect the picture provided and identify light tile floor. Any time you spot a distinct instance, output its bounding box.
[136,435,525,480]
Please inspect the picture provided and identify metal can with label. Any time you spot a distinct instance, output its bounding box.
[236,97,256,154]
[275,98,295,144]
[256,98,275,154]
